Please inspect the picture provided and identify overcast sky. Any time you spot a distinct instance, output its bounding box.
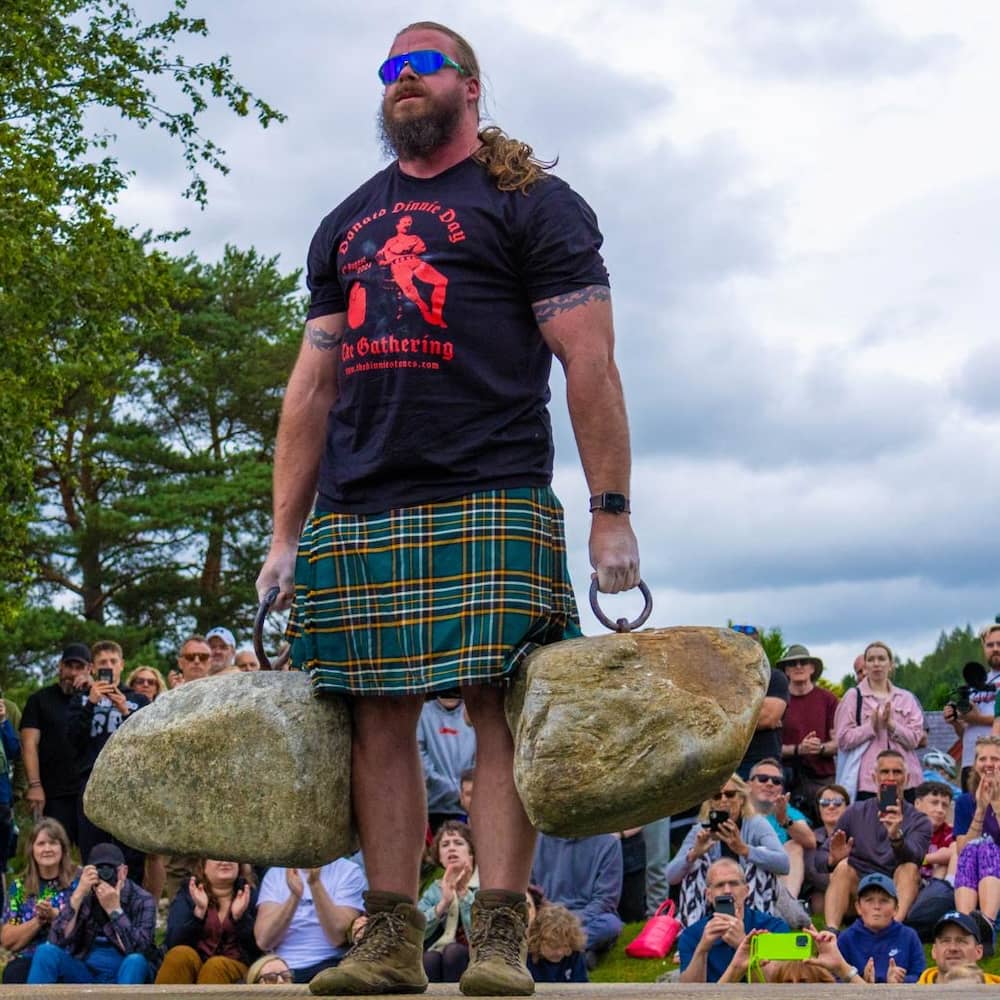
[112,1,1000,683]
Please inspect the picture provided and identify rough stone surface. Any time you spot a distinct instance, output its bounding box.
[84,671,353,867]
[505,627,769,836]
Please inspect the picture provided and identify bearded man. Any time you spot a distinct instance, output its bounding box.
[256,21,640,998]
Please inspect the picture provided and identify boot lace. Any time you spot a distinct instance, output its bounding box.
[469,906,525,967]
[347,909,406,962]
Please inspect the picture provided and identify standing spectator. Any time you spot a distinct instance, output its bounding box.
[68,640,149,883]
[156,859,259,984]
[125,666,167,702]
[946,623,1000,790]
[733,626,789,780]
[20,643,91,843]
[777,644,839,811]
[176,635,213,683]
[205,627,237,674]
[953,735,1000,922]
[458,767,475,819]
[28,842,155,985]
[235,650,260,672]
[666,774,788,925]
[254,859,365,983]
[0,692,20,888]
[1,819,79,983]
[834,640,924,801]
[417,695,476,833]
[531,834,623,966]
[804,783,850,916]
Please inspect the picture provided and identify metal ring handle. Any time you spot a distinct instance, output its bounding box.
[589,578,653,633]
[254,586,290,671]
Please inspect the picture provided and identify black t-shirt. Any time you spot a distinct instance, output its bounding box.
[306,158,609,513]
[20,683,80,798]
[741,668,790,771]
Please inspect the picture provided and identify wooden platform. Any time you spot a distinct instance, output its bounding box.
[0,984,993,998]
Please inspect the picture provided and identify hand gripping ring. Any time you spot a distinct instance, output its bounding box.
[589,578,653,633]
[254,585,290,671]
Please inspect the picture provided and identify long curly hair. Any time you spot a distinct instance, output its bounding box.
[395,22,555,193]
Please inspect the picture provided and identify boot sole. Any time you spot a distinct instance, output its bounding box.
[459,978,534,997]
[310,983,427,996]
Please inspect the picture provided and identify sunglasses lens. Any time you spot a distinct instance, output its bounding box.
[379,50,446,83]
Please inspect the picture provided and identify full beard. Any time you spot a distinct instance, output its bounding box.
[378,88,465,160]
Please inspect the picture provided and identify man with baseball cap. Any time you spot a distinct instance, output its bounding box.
[917,911,1000,983]
[205,626,237,674]
[19,643,93,844]
[778,644,839,809]
[27,842,156,984]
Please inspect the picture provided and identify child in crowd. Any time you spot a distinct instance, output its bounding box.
[914,781,955,880]
[526,903,588,983]
[836,873,925,983]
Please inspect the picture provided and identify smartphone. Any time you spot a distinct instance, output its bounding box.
[707,809,728,831]
[713,893,735,917]
[750,932,814,962]
[878,782,898,811]
[97,667,113,684]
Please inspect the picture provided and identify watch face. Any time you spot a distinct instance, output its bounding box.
[604,493,628,514]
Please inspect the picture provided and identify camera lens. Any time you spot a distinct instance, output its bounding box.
[796,935,808,947]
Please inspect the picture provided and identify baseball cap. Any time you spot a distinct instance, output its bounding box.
[87,843,125,867]
[934,911,983,943]
[205,627,236,647]
[857,872,898,899]
[61,642,92,664]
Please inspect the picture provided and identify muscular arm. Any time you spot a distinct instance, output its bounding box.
[534,286,639,594]
[756,697,787,730]
[256,314,343,605]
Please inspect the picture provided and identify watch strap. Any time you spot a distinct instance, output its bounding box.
[589,492,630,514]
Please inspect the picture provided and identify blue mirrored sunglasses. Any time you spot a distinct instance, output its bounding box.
[378,49,465,84]
[731,624,758,636]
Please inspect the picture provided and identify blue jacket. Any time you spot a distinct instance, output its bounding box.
[837,919,925,983]
[0,718,20,807]
[528,952,588,983]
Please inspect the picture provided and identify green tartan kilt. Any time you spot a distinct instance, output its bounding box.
[286,486,581,695]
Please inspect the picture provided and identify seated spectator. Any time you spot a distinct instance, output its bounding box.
[526,903,588,983]
[27,842,155,985]
[915,781,955,880]
[921,749,961,804]
[836,872,925,982]
[155,859,259,984]
[677,859,788,983]
[942,963,988,983]
[746,758,814,925]
[665,774,788,926]
[418,694,476,833]
[254,859,365,983]
[916,910,1000,984]
[531,833,623,965]
[417,820,477,982]
[1,819,79,983]
[953,735,1000,923]
[718,927,863,984]
[247,952,293,984]
[803,783,850,916]
[824,750,931,930]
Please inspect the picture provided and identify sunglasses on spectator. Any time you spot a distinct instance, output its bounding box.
[818,797,846,807]
[258,970,294,984]
[750,774,783,786]
[378,49,465,84]
[712,790,740,799]
[182,652,211,663]
[132,676,157,686]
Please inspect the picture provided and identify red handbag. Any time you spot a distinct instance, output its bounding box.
[625,900,682,959]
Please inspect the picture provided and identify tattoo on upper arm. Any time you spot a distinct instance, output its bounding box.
[305,321,342,351]
[532,285,610,324]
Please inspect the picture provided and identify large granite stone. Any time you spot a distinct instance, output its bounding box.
[505,626,769,836]
[84,671,353,866]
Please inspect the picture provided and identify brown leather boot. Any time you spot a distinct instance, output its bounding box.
[309,891,428,995]
[459,890,534,996]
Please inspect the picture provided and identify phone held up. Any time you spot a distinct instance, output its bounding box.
[878,782,898,812]
[750,931,813,961]
[705,809,729,832]
[712,893,736,917]
[96,667,114,685]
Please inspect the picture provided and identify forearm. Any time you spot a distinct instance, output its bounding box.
[787,822,817,849]
[679,949,709,983]
[20,734,40,785]
[1,918,44,953]
[255,898,299,951]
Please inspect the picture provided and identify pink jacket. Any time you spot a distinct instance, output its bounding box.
[834,680,925,792]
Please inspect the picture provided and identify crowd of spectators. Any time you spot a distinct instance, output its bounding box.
[0,622,999,985]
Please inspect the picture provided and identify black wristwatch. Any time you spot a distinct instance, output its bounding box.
[589,492,630,514]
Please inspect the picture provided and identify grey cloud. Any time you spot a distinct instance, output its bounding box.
[729,0,961,81]
[955,343,1000,415]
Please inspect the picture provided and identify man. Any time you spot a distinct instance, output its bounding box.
[67,640,149,883]
[254,860,366,983]
[747,757,815,924]
[917,911,1000,984]
[777,644,839,808]
[824,750,931,930]
[176,635,213,683]
[677,858,788,983]
[531,834,624,967]
[256,20,639,998]
[28,842,155,985]
[734,626,789,779]
[235,649,260,671]
[20,642,92,843]
[459,766,475,819]
[853,654,866,684]
[205,626,237,674]
[418,694,476,832]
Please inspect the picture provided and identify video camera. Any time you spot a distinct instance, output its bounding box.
[947,661,997,715]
